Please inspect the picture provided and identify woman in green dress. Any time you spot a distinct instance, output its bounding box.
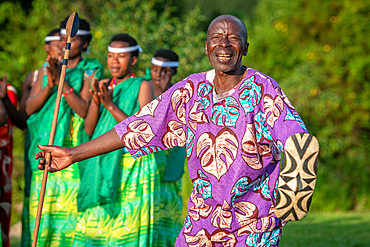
[73,33,156,246]
[146,49,186,246]
[25,17,104,246]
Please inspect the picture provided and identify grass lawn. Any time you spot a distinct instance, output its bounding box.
[280,211,370,247]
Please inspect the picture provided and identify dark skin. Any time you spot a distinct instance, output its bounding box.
[148,57,174,97]
[0,74,27,129]
[0,36,64,129]
[205,15,249,94]
[84,40,154,136]
[25,35,93,118]
[36,15,250,172]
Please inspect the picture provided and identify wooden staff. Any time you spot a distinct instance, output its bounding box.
[32,12,79,247]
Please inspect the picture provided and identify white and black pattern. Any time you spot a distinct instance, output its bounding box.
[275,133,319,221]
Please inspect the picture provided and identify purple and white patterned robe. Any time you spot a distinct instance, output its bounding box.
[115,68,307,246]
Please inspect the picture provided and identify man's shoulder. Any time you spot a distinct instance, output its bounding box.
[246,67,278,87]
[175,71,209,86]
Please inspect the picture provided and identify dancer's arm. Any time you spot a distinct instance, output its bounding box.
[0,74,27,129]
[25,64,55,115]
[84,78,108,135]
[99,80,153,123]
[62,69,95,118]
[36,128,124,172]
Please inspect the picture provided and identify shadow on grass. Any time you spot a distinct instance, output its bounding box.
[280,211,370,247]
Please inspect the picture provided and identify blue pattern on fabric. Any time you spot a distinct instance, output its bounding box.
[193,170,212,199]
[211,97,240,127]
[255,110,273,142]
[239,76,262,115]
[276,140,284,153]
[231,172,271,205]
[251,172,271,201]
[186,127,195,158]
[284,109,296,121]
[285,109,307,131]
[184,215,193,233]
[132,146,162,158]
[274,180,279,200]
[293,112,307,131]
[246,228,281,247]
[197,82,212,110]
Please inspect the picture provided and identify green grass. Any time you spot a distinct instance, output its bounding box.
[280,211,370,247]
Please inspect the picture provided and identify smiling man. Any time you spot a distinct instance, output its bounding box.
[36,15,318,246]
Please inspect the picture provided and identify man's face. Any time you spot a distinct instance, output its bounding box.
[205,17,248,73]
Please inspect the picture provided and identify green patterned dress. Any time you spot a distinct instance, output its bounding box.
[26,58,104,247]
[152,148,185,246]
[73,77,159,246]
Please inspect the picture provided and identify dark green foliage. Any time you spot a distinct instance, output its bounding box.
[0,0,210,95]
[244,0,370,210]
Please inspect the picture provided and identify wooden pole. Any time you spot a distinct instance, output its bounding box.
[32,12,79,247]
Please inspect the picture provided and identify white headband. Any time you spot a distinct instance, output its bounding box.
[108,45,143,53]
[151,57,179,68]
[45,36,61,42]
[60,28,90,36]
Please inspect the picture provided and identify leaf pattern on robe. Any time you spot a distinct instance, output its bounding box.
[211,97,240,127]
[211,200,233,229]
[192,170,212,200]
[184,229,212,247]
[189,192,213,221]
[162,120,186,148]
[210,229,237,246]
[230,172,271,206]
[254,110,273,142]
[122,119,155,149]
[264,94,284,128]
[197,81,212,110]
[241,124,262,170]
[184,215,193,234]
[275,86,295,110]
[171,80,194,123]
[238,76,263,115]
[236,204,276,236]
[246,228,281,247]
[187,127,195,158]
[230,176,252,206]
[189,100,209,131]
[134,97,160,117]
[132,146,162,159]
[196,128,238,181]
[234,201,258,224]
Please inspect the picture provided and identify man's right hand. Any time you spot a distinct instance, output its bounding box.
[36,145,74,172]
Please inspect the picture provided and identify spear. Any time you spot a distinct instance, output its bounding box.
[32,12,79,247]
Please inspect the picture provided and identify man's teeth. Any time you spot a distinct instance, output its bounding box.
[217,55,231,60]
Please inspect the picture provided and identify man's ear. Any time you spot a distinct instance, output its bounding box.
[131,56,138,67]
[205,41,208,55]
[44,44,49,53]
[243,42,249,56]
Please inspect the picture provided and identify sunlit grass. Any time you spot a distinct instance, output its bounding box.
[280,211,370,247]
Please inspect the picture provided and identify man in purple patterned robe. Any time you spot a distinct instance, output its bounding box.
[37,15,308,246]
